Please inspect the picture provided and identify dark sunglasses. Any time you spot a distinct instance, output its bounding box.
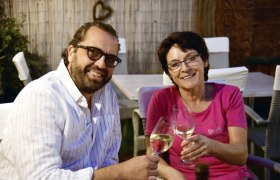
[76,44,122,67]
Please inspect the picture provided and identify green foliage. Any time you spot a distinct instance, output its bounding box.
[0,18,29,102]
[0,1,4,20]
[0,18,28,71]
[0,16,49,102]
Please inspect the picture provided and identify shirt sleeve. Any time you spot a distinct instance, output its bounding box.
[101,88,122,167]
[9,86,93,179]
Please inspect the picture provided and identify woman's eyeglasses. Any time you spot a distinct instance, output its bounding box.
[76,44,122,68]
[167,53,201,72]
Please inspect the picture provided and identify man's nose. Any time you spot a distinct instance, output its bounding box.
[94,55,107,69]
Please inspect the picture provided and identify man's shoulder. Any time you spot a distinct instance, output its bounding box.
[18,71,63,97]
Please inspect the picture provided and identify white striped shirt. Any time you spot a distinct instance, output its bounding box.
[0,60,121,179]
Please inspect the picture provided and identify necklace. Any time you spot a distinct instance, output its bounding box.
[181,97,192,112]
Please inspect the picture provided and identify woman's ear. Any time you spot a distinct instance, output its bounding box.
[204,59,209,68]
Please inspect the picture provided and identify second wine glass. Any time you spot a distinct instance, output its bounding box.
[150,116,174,156]
[172,103,195,166]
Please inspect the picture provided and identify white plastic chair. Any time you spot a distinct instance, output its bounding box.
[12,52,32,86]
[207,66,248,91]
[0,103,13,141]
[204,37,229,69]
[114,38,128,75]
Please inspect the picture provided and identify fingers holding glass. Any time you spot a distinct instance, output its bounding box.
[181,134,210,162]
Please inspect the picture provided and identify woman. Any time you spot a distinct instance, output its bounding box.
[145,31,250,180]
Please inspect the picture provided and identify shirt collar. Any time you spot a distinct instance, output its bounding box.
[56,60,88,107]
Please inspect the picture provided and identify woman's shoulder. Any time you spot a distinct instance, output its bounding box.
[154,85,178,96]
[151,85,179,104]
[209,83,242,104]
[211,82,240,93]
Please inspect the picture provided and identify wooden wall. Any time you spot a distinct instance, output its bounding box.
[4,0,279,75]
[190,0,280,76]
[214,0,280,76]
[3,0,193,74]
[4,0,104,69]
[107,0,193,74]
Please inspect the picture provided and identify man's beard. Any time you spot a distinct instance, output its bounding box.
[69,55,112,94]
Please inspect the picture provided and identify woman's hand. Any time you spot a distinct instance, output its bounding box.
[180,127,248,165]
[180,134,213,161]
[162,166,186,180]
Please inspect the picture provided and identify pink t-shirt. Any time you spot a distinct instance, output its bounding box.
[146,83,250,180]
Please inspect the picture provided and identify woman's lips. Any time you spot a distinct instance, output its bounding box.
[181,72,196,80]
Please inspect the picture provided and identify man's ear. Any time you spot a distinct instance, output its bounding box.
[68,45,76,63]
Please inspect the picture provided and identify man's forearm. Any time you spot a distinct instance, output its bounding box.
[93,163,124,180]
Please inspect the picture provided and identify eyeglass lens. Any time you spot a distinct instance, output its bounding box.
[168,54,200,71]
[77,45,121,67]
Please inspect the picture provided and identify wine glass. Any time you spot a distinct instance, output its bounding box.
[172,103,195,166]
[150,116,174,156]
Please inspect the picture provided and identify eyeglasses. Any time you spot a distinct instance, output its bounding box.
[166,53,201,72]
[76,44,122,68]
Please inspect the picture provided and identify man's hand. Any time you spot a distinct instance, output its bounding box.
[93,155,159,179]
[121,155,159,179]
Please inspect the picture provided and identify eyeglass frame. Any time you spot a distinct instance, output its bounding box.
[166,53,201,72]
[75,44,122,68]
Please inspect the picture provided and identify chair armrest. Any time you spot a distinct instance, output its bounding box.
[247,155,280,173]
[244,104,269,125]
[132,109,141,136]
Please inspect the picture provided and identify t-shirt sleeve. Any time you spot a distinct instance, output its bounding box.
[146,90,163,135]
[146,87,175,135]
[224,86,247,129]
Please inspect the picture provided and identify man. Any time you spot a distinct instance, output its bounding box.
[0,21,159,179]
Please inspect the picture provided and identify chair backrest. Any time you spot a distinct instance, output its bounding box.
[267,65,280,158]
[137,86,166,119]
[208,66,248,92]
[163,66,248,92]
[0,103,13,140]
[114,38,128,74]
[273,65,280,91]
[12,51,32,86]
[204,37,229,69]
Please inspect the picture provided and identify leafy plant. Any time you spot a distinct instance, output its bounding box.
[0,17,29,102]
[0,13,49,102]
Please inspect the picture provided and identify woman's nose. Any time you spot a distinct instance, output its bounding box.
[181,60,191,70]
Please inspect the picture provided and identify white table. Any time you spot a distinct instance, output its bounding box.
[111,72,274,101]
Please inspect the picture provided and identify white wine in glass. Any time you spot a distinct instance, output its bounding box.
[173,103,195,166]
[150,117,174,155]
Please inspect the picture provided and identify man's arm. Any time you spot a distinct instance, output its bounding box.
[94,155,159,180]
